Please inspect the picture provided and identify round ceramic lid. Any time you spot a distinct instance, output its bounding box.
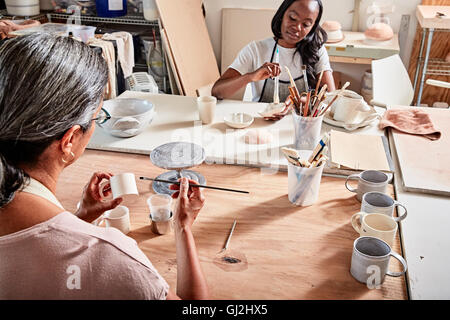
[150,142,206,170]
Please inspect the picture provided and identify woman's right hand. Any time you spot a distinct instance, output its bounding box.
[249,62,281,82]
[169,178,205,230]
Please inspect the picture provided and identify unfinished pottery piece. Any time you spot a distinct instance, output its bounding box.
[258,102,286,118]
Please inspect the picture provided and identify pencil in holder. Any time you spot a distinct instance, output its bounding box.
[287,160,325,206]
[292,111,323,150]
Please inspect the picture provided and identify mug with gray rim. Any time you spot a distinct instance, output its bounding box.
[350,236,407,286]
[345,170,390,202]
[361,191,407,222]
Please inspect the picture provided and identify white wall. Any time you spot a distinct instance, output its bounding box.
[203,0,421,92]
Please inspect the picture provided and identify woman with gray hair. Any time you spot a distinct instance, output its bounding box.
[0,33,208,300]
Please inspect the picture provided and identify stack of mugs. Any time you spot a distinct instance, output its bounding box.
[345,170,408,287]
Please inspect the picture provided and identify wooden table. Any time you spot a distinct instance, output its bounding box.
[56,149,407,300]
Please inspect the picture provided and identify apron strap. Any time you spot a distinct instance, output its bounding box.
[258,39,278,103]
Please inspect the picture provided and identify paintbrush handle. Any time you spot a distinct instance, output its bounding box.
[140,177,249,194]
[224,220,237,250]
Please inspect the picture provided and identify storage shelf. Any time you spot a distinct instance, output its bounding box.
[419,58,450,77]
[0,9,47,22]
[47,13,159,26]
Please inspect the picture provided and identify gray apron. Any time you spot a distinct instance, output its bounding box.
[259,39,307,103]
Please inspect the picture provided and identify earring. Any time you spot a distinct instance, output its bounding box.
[61,151,75,164]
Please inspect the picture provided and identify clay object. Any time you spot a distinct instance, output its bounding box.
[364,23,394,41]
[243,129,274,145]
[322,20,344,43]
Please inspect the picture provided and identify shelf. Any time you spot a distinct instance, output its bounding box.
[419,58,450,77]
[0,9,47,22]
[47,12,159,27]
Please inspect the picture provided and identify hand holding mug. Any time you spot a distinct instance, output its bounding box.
[76,172,123,223]
[170,178,205,229]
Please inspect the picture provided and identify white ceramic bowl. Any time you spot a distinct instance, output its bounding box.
[100,98,155,138]
[224,113,254,129]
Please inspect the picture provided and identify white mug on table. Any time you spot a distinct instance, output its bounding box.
[345,170,390,202]
[94,205,131,234]
[197,96,217,125]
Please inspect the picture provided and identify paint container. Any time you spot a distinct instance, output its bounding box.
[292,111,323,150]
[96,0,127,17]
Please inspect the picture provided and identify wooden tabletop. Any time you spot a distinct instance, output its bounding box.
[56,149,407,300]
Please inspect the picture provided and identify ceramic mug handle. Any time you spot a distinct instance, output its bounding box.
[99,180,113,200]
[351,212,364,234]
[393,202,408,222]
[386,251,408,277]
[345,174,360,193]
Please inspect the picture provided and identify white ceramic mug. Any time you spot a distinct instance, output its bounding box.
[197,96,217,124]
[350,237,407,287]
[345,170,390,202]
[100,173,139,200]
[95,205,131,234]
[329,90,370,124]
[351,212,398,247]
[361,191,407,221]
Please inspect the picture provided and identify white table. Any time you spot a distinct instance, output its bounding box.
[389,130,450,300]
[88,91,385,172]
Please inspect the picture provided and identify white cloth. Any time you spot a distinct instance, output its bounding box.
[102,32,135,79]
[22,177,64,210]
[88,38,117,99]
[229,37,332,102]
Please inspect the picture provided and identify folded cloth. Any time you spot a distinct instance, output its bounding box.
[87,38,117,99]
[0,20,41,39]
[379,109,442,140]
[102,32,134,78]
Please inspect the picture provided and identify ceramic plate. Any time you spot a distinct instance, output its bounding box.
[322,109,380,131]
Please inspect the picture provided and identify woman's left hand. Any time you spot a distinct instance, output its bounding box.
[75,172,123,223]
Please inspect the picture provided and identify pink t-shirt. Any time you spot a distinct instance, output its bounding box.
[0,212,169,300]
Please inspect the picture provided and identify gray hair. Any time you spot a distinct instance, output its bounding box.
[0,33,108,208]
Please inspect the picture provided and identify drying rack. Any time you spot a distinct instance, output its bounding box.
[413,5,450,106]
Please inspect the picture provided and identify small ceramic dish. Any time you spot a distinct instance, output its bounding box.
[224,113,254,129]
[258,103,286,117]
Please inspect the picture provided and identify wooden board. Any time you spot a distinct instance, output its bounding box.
[155,0,220,97]
[416,5,450,29]
[159,26,183,95]
[390,106,450,196]
[56,149,407,300]
[407,0,450,106]
[221,8,275,100]
[221,8,275,73]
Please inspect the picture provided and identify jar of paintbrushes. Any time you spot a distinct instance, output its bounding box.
[286,67,328,150]
[282,134,329,206]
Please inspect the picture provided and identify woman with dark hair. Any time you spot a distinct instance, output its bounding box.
[212,0,335,119]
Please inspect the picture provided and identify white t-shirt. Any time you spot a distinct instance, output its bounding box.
[229,37,332,102]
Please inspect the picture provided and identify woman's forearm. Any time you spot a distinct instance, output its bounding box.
[212,73,253,100]
[175,224,209,300]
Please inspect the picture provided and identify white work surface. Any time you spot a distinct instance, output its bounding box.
[389,130,450,300]
[88,91,386,171]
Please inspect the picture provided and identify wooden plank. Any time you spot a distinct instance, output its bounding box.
[390,106,450,196]
[56,149,407,299]
[407,0,450,106]
[159,27,184,95]
[155,0,220,97]
[221,8,275,101]
[329,56,373,64]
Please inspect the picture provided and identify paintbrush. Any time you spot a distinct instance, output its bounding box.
[310,84,328,117]
[273,47,280,104]
[288,86,301,114]
[315,70,324,95]
[319,81,350,117]
[302,65,309,92]
[304,90,311,117]
[139,177,249,194]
